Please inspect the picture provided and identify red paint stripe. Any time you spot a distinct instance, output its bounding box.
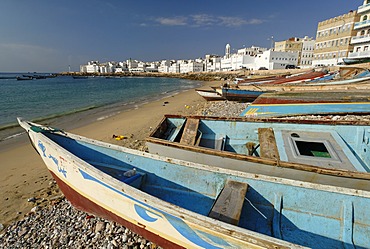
[50,171,185,249]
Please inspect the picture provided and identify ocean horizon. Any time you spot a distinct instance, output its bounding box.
[0,73,201,141]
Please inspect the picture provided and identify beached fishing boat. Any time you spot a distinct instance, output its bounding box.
[343,57,370,65]
[195,87,225,101]
[240,90,370,117]
[220,86,268,102]
[147,115,370,191]
[19,118,370,248]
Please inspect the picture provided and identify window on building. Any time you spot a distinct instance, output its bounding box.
[361,30,366,36]
[363,15,368,22]
[365,46,369,51]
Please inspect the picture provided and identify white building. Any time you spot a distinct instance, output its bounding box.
[254,50,299,70]
[205,55,222,72]
[300,37,316,68]
[348,0,370,61]
[80,61,99,73]
[158,60,171,73]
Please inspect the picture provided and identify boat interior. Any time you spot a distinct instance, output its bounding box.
[41,130,369,248]
[150,117,370,172]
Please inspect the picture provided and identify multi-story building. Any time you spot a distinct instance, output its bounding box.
[312,10,360,67]
[254,50,299,70]
[275,36,315,68]
[347,0,370,62]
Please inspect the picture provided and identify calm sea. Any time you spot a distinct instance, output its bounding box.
[0,73,201,139]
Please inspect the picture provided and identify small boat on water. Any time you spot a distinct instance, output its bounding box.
[147,115,370,191]
[240,90,370,117]
[19,118,370,248]
[72,76,88,79]
[16,76,33,81]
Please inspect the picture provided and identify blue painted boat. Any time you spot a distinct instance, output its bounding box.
[240,91,370,118]
[19,118,370,248]
[221,86,267,102]
[147,115,370,191]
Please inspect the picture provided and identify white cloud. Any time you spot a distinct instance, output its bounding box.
[155,17,187,26]
[154,14,263,28]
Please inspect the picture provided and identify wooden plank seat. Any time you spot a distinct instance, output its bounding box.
[258,127,280,160]
[180,118,200,145]
[208,179,248,225]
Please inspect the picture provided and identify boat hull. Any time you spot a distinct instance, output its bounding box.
[195,89,225,101]
[221,88,265,102]
[20,119,295,249]
[240,91,370,117]
[49,171,182,248]
[19,119,370,248]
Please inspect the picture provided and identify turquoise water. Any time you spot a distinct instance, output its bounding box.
[0,73,201,129]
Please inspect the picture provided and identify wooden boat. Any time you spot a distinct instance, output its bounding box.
[343,57,370,65]
[195,87,225,101]
[220,86,268,102]
[147,115,370,191]
[19,118,370,248]
[262,70,326,85]
[240,90,370,117]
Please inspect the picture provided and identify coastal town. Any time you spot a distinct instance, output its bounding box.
[1,1,370,249]
[79,2,369,75]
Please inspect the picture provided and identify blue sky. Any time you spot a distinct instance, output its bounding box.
[0,0,361,72]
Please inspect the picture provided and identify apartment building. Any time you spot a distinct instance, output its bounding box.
[275,36,315,68]
[347,0,370,62]
[312,10,360,67]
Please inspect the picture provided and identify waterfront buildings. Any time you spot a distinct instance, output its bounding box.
[79,2,366,74]
[274,36,315,68]
[347,0,370,62]
[312,10,360,67]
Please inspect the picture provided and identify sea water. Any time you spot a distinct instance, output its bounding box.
[0,73,201,139]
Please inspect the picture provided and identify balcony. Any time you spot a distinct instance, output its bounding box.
[348,50,370,58]
[354,20,370,30]
[358,3,370,14]
[351,34,370,44]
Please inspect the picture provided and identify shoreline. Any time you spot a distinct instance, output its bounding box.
[0,80,220,227]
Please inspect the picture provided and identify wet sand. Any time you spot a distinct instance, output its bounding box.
[0,80,220,227]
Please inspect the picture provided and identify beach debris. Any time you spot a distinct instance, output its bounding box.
[27,197,36,203]
[112,135,126,140]
[184,105,190,109]
[123,168,136,177]
[0,223,3,232]
[30,206,40,213]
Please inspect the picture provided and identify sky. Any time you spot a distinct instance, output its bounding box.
[0,0,362,72]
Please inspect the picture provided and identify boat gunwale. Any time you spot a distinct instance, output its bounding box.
[147,115,370,181]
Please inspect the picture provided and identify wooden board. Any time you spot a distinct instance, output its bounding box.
[258,128,280,160]
[180,118,200,145]
[209,180,248,225]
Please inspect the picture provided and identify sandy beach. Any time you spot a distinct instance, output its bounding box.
[0,80,220,228]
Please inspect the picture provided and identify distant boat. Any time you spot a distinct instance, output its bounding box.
[0,76,16,79]
[147,115,370,190]
[240,90,370,117]
[72,76,88,79]
[16,76,33,81]
[19,118,370,248]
